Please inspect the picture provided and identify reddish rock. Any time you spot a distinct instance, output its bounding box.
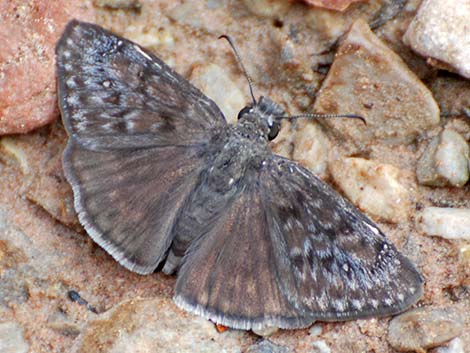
[0,1,96,135]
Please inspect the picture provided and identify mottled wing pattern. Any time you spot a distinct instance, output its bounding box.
[260,156,424,321]
[56,21,226,274]
[174,178,311,330]
[174,155,423,329]
[56,20,226,150]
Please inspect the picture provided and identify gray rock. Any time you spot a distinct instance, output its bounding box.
[312,340,331,353]
[420,207,470,240]
[403,0,470,79]
[387,307,464,352]
[329,157,411,223]
[0,322,29,353]
[417,128,469,187]
[252,326,279,337]
[246,340,290,353]
[70,297,244,353]
[313,18,440,146]
[434,338,465,353]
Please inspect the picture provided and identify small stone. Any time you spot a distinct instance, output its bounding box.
[387,307,464,352]
[292,121,331,178]
[252,326,279,337]
[313,18,440,145]
[434,338,465,353]
[0,322,29,353]
[329,157,411,223]
[312,340,331,353]
[70,297,244,353]
[246,340,290,353]
[416,128,470,187]
[420,207,470,240]
[190,63,246,125]
[308,323,322,337]
[403,0,470,79]
[93,0,140,9]
[241,0,292,19]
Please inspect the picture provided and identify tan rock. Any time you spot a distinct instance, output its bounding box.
[329,157,411,223]
[71,297,244,353]
[190,63,246,125]
[314,19,440,145]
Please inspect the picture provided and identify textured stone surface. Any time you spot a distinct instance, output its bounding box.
[0,322,29,353]
[190,63,246,125]
[417,128,470,187]
[291,121,331,178]
[314,18,440,145]
[388,307,464,352]
[246,340,290,353]
[403,0,470,79]
[329,157,412,223]
[420,207,470,240]
[0,1,96,135]
[70,298,244,353]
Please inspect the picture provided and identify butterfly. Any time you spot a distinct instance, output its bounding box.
[56,20,423,330]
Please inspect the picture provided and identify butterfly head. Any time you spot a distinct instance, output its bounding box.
[237,96,285,141]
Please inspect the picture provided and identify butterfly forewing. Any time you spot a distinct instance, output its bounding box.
[56,20,226,150]
[57,20,225,273]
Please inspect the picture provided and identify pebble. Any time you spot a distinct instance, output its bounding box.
[387,307,464,352]
[403,0,470,79]
[312,340,331,353]
[241,0,292,19]
[246,340,290,353]
[0,322,29,353]
[329,157,411,223]
[434,338,464,353]
[416,128,470,187]
[252,326,279,337]
[308,323,322,337]
[313,18,440,145]
[420,207,470,240]
[70,297,244,353]
[291,121,331,178]
[190,63,246,125]
[301,0,364,12]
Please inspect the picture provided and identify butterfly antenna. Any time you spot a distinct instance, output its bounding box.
[219,35,257,105]
[283,113,367,125]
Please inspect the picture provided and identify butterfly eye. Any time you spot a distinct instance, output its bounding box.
[268,120,280,141]
[237,106,252,120]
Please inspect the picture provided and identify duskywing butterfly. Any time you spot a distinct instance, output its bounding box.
[56,20,423,330]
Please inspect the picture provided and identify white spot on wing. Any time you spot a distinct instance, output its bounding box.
[134,44,152,61]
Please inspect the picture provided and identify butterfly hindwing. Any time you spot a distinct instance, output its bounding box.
[259,156,424,321]
[174,155,423,329]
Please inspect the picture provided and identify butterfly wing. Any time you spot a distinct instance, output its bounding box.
[259,156,423,321]
[57,20,226,150]
[174,155,423,329]
[174,177,309,330]
[56,21,226,274]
